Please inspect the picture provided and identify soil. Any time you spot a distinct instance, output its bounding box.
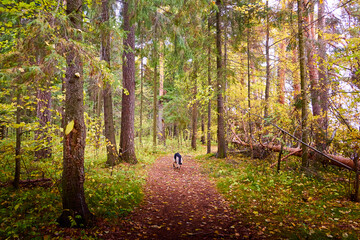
[106,155,261,240]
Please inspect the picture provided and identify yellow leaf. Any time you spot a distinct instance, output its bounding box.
[65,120,74,135]
[75,72,81,78]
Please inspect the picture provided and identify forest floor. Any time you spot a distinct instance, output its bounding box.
[104,155,260,240]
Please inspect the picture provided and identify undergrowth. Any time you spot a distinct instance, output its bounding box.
[197,153,360,240]
[0,135,196,239]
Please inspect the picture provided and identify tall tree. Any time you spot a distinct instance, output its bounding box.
[139,25,144,145]
[278,42,286,104]
[191,66,198,150]
[318,0,329,150]
[13,91,21,189]
[306,2,320,116]
[158,41,165,145]
[120,0,137,164]
[247,17,253,159]
[216,0,226,158]
[297,0,309,168]
[101,0,118,167]
[57,0,93,227]
[207,18,212,154]
[264,0,271,118]
[152,53,158,149]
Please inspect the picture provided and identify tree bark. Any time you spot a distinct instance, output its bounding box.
[216,0,226,158]
[153,50,158,150]
[306,2,321,116]
[264,0,271,117]
[231,137,360,170]
[201,116,205,145]
[207,18,212,154]
[13,91,21,189]
[191,68,198,150]
[140,26,144,145]
[101,0,118,167]
[120,0,137,164]
[278,42,286,104]
[247,18,253,158]
[158,41,165,145]
[58,0,93,228]
[298,0,309,168]
[318,0,329,150]
[35,88,52,160]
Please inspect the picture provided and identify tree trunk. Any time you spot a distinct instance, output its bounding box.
[298,0,309,168]
[57,0,93,228]
[158,41,165,145]
[13,91,21,189]
[101,0,118,167]
[120,0,137,164]
[278,42,286,104]
[201,116,205,145]
[231,136,360,170]
[306,3,321,116]
[191,68,198,150]
[153,50,158,150]
[318,0,329,150]
[293,48,301,100]
[247,18,253,158]
[216,0,226,158]
[140,27,144,145]
[207,18,212,154]
[264,0,271,117]
[35,88,52,160]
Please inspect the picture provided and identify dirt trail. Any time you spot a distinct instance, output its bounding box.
[108,155,257,239]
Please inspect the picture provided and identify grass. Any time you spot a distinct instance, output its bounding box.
[197,152,360,239]
[0,133,204,239]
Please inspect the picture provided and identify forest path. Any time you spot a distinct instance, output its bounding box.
[108,155,257,239]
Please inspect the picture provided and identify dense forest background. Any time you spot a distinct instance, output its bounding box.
[1,0,360,238]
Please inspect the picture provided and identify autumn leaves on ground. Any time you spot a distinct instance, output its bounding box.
[106,155,254,239]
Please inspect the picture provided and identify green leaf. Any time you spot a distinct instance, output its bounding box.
[65,120,74,135]
[14,203,20,211]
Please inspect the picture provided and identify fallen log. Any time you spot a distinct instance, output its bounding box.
[232,137,359,171]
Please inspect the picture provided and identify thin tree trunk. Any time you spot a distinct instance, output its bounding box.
[191,68,198,150]
[207,18,212,154]
[298,0,309,168]
[140,27,144,145]
[318,0,328,150]
[153,50,158,150]
[102,0,118,167]
[58,0,93,227]
[158,41,165,145]
[306,2,320,116]
[293,48,301,100]
[247,19,253,158]
[201,116,205,145]
[13,91,21,189]
[35,88,52,160]
[278,42,286,104]
[264,0,271,117]
[216,0,226,158]
[120,0,137,164]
